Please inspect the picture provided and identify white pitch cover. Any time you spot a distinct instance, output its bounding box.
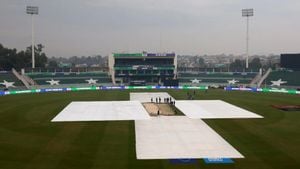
[51,101,150,122]
[135,116,244,159]
[175,100,263,119]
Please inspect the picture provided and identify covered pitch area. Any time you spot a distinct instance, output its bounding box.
[51,92,262,161]
[135,116,244,159]
[51,101,150,122]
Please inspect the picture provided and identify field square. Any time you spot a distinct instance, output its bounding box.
[175,100,263,119]
[135,116,244,159]
[130,92,175,103]
[51,101,150,122]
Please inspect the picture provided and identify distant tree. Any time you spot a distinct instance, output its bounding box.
[26,44,48,67]
[0,44,23,70]
[49,55,107,67]
[15,50,31,68]
[229,59,246,71]
[197,57,205,67]
[0,43,48,70]
[249,57,262,70]
[48,60,58,68]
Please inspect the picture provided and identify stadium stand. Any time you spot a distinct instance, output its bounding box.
[178,72,257,85]
[0,71,26,90]
[27,71,111,86]
[265,70,300,87]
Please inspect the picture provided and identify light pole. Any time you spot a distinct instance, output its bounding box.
[26,6,39,69]
[242,8,254,69]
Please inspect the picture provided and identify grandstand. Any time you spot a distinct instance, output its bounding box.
[0,71,26,90]
[26,71,111,87]
[178,72,257,86]
[265,70,300,87]
[109,52,177,85]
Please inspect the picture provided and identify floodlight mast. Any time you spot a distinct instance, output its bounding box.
[242,8,254,69]
[26,6,38,69]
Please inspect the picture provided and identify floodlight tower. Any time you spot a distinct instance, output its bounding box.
[242,8,254,69]
[26,6,39,69]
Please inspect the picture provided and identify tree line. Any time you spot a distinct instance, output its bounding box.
[0,43,108,70]
[1,43,277,71]
[0,43,47,70]
[49,55,108,68]
[177,55,264,71]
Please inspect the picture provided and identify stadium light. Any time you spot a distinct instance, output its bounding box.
[242,8,254,69]
[26,6,39,69]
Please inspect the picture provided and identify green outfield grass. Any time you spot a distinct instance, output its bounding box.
[0,89,299,169]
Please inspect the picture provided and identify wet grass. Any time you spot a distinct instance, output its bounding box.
[0,89,299,169]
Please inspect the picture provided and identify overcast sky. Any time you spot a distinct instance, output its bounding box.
[0,0,300,57]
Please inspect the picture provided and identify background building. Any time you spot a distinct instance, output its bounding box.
[281,53,300,71]
[109,52,177,85]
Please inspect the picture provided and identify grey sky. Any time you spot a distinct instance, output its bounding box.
[0,0,300,57]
